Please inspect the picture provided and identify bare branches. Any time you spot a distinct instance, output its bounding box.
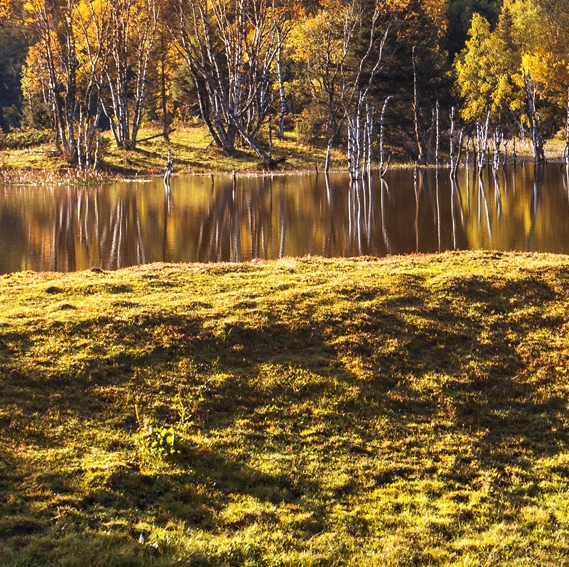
[170,0,281,157]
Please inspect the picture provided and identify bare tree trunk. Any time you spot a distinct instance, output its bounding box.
[562,88,569,177]
[379,96,393,177]
[476,111,491,170]
[347,98,362,180]
[450,106,464,178]
[325,137,334,173]
[412,46,427,164]
[493,128,503,171]
[450,106,456,174]
[159,32,170,141]
[63,2,78,161]
[276,29,287,139]
[427,107,436,164]
[525,71,545,163]
[365,102,378,175]
[435,99,439,169]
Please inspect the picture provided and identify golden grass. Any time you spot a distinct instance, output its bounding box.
[0,123,346,181]
[2,251,569,565]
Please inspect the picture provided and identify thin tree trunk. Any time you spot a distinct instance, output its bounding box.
[325,137,334,173]
[476,111,491,170]
[276,31,287,139]
[564,87,569,175]
[412,46,426,164]
[450,106,456,175]
[435,99,439,169]
[525,71,545,163]
[493,128,502,170]
[380,96,393,177]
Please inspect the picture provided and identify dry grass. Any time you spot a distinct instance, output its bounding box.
[2,251,569,565]
[0,123,345,182]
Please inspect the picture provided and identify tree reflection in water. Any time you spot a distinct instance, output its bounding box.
[1,164,569,274]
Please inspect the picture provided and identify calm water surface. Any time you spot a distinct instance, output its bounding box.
[1,164,569,274]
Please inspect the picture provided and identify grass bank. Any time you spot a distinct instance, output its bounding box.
[1,123,567,183]
[0,124,345,182]
[2,251,569,566]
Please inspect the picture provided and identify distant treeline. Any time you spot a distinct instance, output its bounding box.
[0,0,566,169]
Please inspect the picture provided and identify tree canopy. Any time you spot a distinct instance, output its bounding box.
[1,0,568,166]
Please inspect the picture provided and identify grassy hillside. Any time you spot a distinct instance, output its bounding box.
[2,251,569,566]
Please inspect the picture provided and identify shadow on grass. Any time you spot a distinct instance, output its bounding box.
[2,266,569,560]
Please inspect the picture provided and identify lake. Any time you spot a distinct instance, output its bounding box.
[1,164,569,274]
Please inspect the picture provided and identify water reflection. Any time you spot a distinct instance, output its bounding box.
[1,164,569,274]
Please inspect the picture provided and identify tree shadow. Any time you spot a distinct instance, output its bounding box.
[2,266,569,556]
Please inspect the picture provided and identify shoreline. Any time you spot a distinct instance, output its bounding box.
[1,124,566,185]
[1,157,567,186]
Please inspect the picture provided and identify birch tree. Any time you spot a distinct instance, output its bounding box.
[102,0,160,150]
[344,2,390,179]
[21,0,110,167]
[455,0,569,145]
[170,0,281,160]
[289,0,391,174]
[290,4,356,171]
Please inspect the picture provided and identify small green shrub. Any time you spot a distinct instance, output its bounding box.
[0,129,54,149]
[137,425,180,459]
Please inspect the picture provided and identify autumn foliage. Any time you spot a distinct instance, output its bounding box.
[0,0,568,167]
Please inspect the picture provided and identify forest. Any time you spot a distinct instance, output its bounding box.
[0,0,568,173]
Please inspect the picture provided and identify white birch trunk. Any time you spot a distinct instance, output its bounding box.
[379,96,393,177]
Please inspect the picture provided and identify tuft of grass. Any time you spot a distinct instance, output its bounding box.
[2,251,569,565]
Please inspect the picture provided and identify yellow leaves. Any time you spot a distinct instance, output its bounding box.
[0,0,11,22]
[422,0,447,34]
[21,42,50,100]
[455,0,569,122]
[383,0,412,13]
[288,12,334,65]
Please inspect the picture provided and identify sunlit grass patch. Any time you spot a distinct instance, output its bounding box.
[2,251,569,564]
[0,122,346,181]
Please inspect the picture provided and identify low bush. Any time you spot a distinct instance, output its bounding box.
[0,129,54,149]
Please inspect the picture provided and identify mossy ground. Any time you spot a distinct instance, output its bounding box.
[2,251,569,565]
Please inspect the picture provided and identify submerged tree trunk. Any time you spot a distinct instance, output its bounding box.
[450,106,457,176]
[412,46,428,165]
[435,99,439,169]
[476,111,491,170]
[493,128,503,170]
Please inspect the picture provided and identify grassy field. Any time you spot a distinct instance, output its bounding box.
[0,123,346,182]
[2,251,569,566]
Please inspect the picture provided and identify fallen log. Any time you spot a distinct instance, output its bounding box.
[257,155,291,171]
[137,128,177,144]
